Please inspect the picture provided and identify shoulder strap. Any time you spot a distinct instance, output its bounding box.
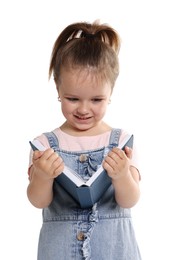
[109,128,121,146]
[43,131,60,149]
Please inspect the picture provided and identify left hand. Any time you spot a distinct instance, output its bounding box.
[103,146,132,180]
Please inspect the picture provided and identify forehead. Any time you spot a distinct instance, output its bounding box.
[60,66,111,90]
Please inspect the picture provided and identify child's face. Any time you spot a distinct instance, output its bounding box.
[58,67,112,132]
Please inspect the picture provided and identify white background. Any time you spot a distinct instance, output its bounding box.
[0,1,172,259]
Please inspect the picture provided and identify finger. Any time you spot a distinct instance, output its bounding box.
[54,163,64,176]
[46,151,60,165]
[104,152,122,173]
[50,155,62,170]
[109,148,125,160]
[103,160,119,177]
[104,153,118,166]
[49,157,64,177]
[40,148,55,160]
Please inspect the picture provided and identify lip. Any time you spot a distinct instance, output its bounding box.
[74,115,92,122]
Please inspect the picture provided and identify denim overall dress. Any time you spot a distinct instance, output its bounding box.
[37,128,141,260]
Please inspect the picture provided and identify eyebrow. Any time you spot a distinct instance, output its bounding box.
[63,94,107,98]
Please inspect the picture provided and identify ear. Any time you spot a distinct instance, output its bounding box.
[56,86,61,102]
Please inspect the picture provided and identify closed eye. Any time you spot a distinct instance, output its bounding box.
[66,97,79,102]
[92,98,103,102]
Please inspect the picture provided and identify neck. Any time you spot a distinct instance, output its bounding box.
[60,121,111,136]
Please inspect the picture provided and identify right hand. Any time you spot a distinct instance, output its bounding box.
[32,148,64,180]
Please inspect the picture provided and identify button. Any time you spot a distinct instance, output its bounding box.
[77,231,85,241]
[79,154,88,162]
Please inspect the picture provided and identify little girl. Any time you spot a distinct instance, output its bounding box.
[27,21,142,260]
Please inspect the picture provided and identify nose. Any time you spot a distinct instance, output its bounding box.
[77,101,89,115]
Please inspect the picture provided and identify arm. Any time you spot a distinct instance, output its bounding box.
[103,146,140,208]
[27,148,64,209]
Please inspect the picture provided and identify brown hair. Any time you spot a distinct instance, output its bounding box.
[49,21,121,90]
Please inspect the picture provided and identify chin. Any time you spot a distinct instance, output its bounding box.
[73,123,94,132]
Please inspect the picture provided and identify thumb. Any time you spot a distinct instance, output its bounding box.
[33,150,44,160]
[124,146,133,159]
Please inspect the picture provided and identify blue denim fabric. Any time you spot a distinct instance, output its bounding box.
[37,129,141,260]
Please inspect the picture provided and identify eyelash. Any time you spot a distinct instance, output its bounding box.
[92,99,103,102]
[66,98,103,103]
[66,98,78,102]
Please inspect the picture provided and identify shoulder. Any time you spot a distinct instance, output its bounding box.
[112,128,130,143]
[33,128,60,148]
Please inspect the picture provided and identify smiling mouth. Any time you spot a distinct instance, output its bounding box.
[74,115,92,120]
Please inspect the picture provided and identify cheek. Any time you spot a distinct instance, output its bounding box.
[61,102,69,115]
[94,104,108,116]
[61,101,75,115]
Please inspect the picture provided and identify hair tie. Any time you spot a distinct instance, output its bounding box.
[81,32,95,38]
